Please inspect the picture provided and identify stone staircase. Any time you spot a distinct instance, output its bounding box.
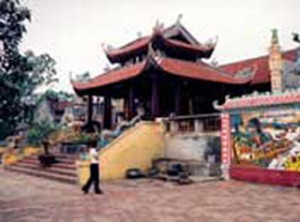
[4,147,79,184]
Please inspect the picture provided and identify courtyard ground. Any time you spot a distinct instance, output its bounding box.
[0,168,299,222]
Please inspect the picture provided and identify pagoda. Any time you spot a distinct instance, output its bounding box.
[72,21,298,129]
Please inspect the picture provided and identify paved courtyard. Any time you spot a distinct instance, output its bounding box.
[0,168,300,222]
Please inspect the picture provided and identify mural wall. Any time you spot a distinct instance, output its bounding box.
[231,108,300,172]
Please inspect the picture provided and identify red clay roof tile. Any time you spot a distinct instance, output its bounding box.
[220,48,298,84]
[157,57,250,84]
[72,61,146,92]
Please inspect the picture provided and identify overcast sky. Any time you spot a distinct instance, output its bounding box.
[21,0,300,92]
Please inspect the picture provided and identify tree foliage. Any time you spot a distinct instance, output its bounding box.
[37,89,75,105]
[0,0,57,140]
[27,120,58,146]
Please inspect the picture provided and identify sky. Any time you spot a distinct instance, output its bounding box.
[21,0,300,92]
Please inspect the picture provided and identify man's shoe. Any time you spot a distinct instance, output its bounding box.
[95,189,103,195]
[82,188,88,194]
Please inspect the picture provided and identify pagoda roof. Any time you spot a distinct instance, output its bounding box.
[73,48,299,95]
[156,57,250,84]
[72,53,251,95]
[220,48,298,84]
[72,61,146,93]
[104,23,216,63]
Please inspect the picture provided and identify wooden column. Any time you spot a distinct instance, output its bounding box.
[87,95,93,124]
[151,76,160,118]
[103,95,112,129]
[128,86,134,119]
[123,98,129,119]
[174,83,181,115]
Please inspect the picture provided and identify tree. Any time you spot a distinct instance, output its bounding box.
[37,89,75,105]
[0,0,57,140]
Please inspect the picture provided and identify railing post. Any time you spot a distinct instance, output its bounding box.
[170,120,178,133]
[194,119,203,133]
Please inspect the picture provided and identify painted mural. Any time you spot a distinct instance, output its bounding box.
[231,108,300,172]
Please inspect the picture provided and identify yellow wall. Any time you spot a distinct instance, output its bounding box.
[76,160,90,185]
[77,122,164,185]
[2,146,41,165]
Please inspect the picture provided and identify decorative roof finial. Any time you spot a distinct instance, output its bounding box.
[271,28,279,44]
[176,14,183,25]
[137,31,142,38]
[69,72,73,82]
[155,19,160,28]
[293,32,300,43]
[101,43,106,51]
[269,28,283,93]
[154,19,164,33]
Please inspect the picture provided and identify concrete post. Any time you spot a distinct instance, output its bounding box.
[220,112,231,180]
[194,119,204,133]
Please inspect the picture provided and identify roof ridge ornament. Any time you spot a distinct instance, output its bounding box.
[176,14,183,26]
[137,31,142,39]
[213,100,223,110]
[69,72,74,83]
[292,32,300,74]
[269,28,283,93]
[293,32,300,43]
[234,64,257,79]
[271,28,279,44]
[154,19,164,33]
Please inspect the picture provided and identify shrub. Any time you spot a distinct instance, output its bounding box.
[27,121,59,146]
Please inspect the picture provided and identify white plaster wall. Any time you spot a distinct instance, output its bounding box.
[164,134,221,162]
[34,102,54,123]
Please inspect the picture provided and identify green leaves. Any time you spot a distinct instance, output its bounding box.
[0,0,57,140]
[27,121,59,146]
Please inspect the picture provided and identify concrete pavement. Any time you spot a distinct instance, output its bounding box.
[0,168,299,222]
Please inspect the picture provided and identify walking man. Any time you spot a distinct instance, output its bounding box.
[82,140,103,194]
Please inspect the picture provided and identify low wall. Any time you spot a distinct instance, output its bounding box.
[164,133,221,162]
[219,90,300,186]
[77,122,165,185]
[230,165,300,187]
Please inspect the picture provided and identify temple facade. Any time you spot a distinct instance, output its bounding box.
[72,22,299,129]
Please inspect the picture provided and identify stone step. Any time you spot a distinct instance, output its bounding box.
[51,154,79,161]
[27,153,79,161]
[14,162,77,177]
[20,159,76,170]
[188,163,221,177]
[54,157,77,164]
[5,165,78,184]
[21,158,76,169]
[189,176,222,183]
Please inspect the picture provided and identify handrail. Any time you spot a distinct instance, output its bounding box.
[162,113,221,134]
[162,112,220,121]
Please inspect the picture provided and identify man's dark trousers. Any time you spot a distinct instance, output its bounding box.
[82,163,101,193]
